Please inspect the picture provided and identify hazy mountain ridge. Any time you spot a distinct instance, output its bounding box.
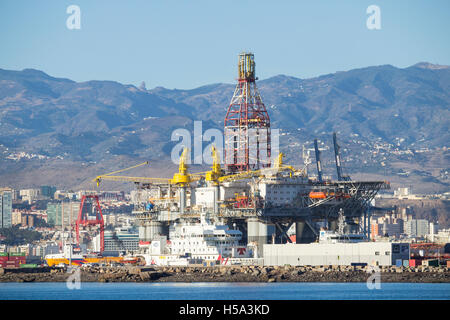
[0,63,448,192]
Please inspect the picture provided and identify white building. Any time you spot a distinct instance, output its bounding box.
[19,189,41,203]
[429,222,439,235]
[193,183,247,208]
[256,175,309,207]
[431,228,450,244]
[263,242,410,266]
[394,187,410,199]
[404,219,429,238]
[130,189,153,204]
[381,221,403,238]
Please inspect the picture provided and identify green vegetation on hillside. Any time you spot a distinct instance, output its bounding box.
[0,225,42,245]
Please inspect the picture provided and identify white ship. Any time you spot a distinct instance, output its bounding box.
[140,212,255,266]
[318,230,366,244]
[318,210,367,244]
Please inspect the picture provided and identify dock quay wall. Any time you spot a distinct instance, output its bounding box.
[0,265,448,283]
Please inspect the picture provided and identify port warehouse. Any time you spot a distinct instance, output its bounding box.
[263,242,410,266]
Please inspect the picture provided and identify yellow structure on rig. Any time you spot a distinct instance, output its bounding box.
[93,161,170,188]
[170,148,192,187]
[205,145,223,185]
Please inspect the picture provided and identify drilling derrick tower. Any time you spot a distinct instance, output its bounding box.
[224,52,271,173]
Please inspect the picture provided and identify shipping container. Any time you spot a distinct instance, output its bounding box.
[395,259,402,267]
[9,252,26,257]
[423,259,439,267]
[8,257,26,261]
[409,259,421,267]
[0,252,8,257]
[351,262,367,267]
[6,264,18,268]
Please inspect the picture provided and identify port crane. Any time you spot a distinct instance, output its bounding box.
[302,142,326,179]
[75,194,105,252]
[93,161,170,188]
[333,132,351,181]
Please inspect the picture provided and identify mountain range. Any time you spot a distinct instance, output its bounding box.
[0,62,448,193]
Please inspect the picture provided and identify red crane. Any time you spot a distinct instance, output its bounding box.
[224,52,271,173]
[75,195,104,252]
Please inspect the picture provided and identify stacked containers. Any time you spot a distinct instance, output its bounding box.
[409,259,421,267]
[19,264,38,268]
[0,252,8,268]
[422,259,439,267]
[7,252,26,268]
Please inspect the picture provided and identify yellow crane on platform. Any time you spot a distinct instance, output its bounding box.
[92,161,170,187]
[93,148,203,188]
[217,152,298,183]
[92,146,301,189]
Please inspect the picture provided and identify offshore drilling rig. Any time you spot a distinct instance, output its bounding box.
[94,52,389,255]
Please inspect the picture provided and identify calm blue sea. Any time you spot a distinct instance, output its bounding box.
[0,282,449,300]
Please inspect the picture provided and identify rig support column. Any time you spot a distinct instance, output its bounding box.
[213,185,219,215]
[179,186,186,214]
[328,219,338,232]
[295,220,316,244]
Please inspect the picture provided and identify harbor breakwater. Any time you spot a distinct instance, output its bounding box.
[0,265,449,283]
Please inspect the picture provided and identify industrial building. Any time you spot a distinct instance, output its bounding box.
[263,242,410,266]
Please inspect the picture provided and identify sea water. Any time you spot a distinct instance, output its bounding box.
[0,282,449,300]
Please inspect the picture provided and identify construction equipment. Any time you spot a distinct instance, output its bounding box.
[333,132,351,181]
[205,145,223,185]
[217,153,296,183]
[314,139,323,183]
[169,148,204,214]
[75,195,104,252]
[93,161,170,187]
[170,148,192,187]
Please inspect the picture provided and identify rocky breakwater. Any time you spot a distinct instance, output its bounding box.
[0,265,449,283]
[0,266,169,283]
[154,265,450,283]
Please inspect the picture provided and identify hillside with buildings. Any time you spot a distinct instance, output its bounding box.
[0,63,449,193]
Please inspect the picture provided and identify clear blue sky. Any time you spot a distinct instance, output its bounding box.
[0,0,449,89]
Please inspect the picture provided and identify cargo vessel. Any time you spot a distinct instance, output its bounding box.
[44,244,124,267]
[139,212,256,266]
